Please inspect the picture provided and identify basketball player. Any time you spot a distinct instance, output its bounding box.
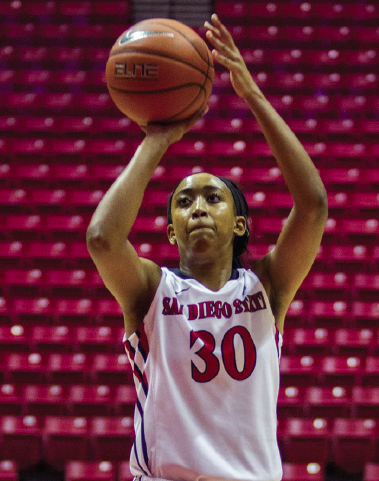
[87,14,328,481]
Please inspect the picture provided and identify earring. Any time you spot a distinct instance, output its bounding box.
[170,237,176,245]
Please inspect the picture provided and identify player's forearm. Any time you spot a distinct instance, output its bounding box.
[87,136,169,250]
[245,90,328,213]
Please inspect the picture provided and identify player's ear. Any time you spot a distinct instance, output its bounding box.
[167,224,177,244]
[234,216,246,237]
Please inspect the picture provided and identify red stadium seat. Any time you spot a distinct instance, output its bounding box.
[73,326,117,353]
[309,301,350,326]
[43,416,90,469]
[362,357,379,386]
[65,461,115,481]
[118,461,133,481]
[334,329,376,357]
[352,387,379,418]
[45,269,89,289]
[365,463,379,481]
[22,384,66,416]
[306,272,350,294]
[55,298,94,324]
[0,384,22,416]
[2,352,46,384]
[30,189,67,207]
[304,386,352,418]
[4,269,43,292]
[67,385,113,417]
[279,418,330,463]
[279,355,320,387]
[113,385,137,417]
[0,189,28,207]
[282,463,323,481]
[277,386,305,418]
[353,302,379,327]
[90,416,134,461]
[332,418,378,474]
[0,415,43,469]
[319,356,364,387]
[0,460,18,481]
[90,353,132,385]
[284,328,331,356]
[46,353,90,384]
[0,324,30,352]
[30,325,74,353]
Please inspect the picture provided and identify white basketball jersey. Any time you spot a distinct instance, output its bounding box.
[124,267,283,481]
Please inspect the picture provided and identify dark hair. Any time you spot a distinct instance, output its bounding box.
[166,174,250,269]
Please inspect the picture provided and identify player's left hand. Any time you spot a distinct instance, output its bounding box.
[205,14,257,99]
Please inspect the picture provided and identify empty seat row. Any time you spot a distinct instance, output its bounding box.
[2,92,379,115]
[1,116,379,136]
[279,386,379,419]
[216,2,379,21]
[280,355,379,386]
[3,164,379,190]
[0,1,130,17]
[2,46,377,68]
[3,138,379,159]
[2,268,379,300]
[1,415,378,470]
[1,323,379,356]
[0,324,124,352]
[0,415,134,469]
[2,70,377,94]
[3,24,379,46]
[1,214,378,241]
[1,241,379,268]
[3,189,379,213]
[4,382,379,419]
[0,352,131,385]
[1,296,379,327]
[0,297,124,325]
[0,383,136,417]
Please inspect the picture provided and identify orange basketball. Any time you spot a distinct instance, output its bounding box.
[106,18,214,125]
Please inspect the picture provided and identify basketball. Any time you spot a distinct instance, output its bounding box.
[105,18,215,126]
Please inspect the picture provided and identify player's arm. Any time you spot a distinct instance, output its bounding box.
[205,15,328,333]
[86,115,205,337]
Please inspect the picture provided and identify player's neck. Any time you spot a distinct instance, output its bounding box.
[179,258,234,292]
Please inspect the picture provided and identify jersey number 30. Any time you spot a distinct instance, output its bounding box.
[190,326,257,383]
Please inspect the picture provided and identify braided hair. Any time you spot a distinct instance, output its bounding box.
[166,174,250,269]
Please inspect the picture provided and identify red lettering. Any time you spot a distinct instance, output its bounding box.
[205,301,215,318]
[233,299,243,314]
[198,302,206,319]
[162,297,171,315]
[214,301,223,319]
[169,297,183,315]
[222,302,232,318]
[188,304,198,321]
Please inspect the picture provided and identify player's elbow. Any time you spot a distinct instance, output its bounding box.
[307,189,329,225]
[86,225,111,254]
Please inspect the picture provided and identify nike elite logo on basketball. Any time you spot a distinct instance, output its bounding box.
[114,63,158,79]
[119,30,174,45]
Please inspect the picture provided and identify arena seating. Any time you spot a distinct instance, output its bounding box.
[1,0,379,479]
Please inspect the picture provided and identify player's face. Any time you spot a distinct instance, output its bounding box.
[167,173,245,261]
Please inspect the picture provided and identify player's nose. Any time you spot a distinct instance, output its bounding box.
[192,197,208,219]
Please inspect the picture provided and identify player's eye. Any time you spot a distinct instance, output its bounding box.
[208,193,221,202]
[177,196,191,207]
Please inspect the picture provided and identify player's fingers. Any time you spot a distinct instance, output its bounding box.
[210,14,234,43]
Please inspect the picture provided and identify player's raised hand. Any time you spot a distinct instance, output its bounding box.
[205,14,257,99]
[140,105,209,145]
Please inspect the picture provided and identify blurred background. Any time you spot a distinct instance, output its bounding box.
[0,1,378,480]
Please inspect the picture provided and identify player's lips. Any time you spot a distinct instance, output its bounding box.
[188,223,215,233]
